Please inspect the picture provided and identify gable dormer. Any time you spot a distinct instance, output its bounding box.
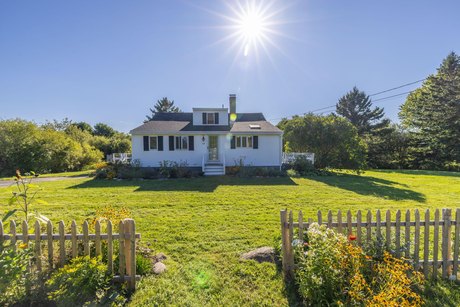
[192,108,229,126]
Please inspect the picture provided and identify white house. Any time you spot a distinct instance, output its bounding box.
[130,94,283,175]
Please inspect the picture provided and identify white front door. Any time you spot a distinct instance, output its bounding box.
[208,135,218,161]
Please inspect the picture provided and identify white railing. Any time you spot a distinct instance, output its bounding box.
[107,153,132,163]
[202,155,205,172]
[282,152,315,165]
[221,152,226,174]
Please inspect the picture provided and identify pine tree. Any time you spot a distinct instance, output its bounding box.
[336,87,389,136]
[146,97,181,121]
[399,52,460,169]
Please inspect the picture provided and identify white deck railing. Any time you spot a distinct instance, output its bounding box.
[282,152,315,165]
[107,153,132,164]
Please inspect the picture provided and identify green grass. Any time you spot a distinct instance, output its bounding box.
[0,169,93,181]
[1,170,460,305]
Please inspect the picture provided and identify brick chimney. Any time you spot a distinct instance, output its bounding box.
[229,94,236,116]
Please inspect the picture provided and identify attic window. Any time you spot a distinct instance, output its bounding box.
[249,124,261,129]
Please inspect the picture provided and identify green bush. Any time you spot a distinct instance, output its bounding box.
[294,223,424,306]
[292,156,315,174]
[0,244,33,305]
[46,256,111,306]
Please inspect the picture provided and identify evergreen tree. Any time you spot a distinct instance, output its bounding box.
[336,87,389,136]
[399,52,460,169]
[146,97,181,121]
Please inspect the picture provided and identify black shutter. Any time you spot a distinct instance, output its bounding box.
[230,136,236,149]
[202,113,207,124]
[169,136,175,151]
[143,136,149,151]
[158,136,163,151]
[188,136,194,151]
[253,136,258,149]
[215,112,219,124]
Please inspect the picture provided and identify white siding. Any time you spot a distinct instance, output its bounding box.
[131,134,282,167]
[224,135,282,167]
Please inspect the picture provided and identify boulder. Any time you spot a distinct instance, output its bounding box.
[153,262,167,274]
[240,246,276,263]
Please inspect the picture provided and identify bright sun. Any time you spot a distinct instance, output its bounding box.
[218,0,283,58]
[238,9,266,56]
[234,3,270,56]
[202,0,286,62]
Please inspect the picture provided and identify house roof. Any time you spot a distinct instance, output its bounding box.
[130,112,282,134]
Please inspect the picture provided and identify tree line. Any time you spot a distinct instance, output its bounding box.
[0,119,130,176]
[279,52,460,172]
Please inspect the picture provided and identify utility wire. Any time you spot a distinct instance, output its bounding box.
[269,78,425,121]
[368,79,425,97]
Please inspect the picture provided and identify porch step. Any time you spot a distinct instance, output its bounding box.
[203,163,225,176]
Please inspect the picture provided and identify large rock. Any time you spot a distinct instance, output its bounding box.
[240,246,276,263]
[153,262,167,274]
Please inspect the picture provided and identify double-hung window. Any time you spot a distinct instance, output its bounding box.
[149,136,158,150]
[175,136,188,150]
[202,112,219,125]
[236,136,253,148]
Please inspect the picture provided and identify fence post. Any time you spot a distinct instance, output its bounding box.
[280,210,293,279]
[123,218,136,290]
[442,209,452,278]
[0,221,3,253]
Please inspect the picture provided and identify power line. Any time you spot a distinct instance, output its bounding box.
[372,90,413,102]
[268,78,425,121]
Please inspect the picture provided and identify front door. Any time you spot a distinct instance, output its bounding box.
[208,135,218,161]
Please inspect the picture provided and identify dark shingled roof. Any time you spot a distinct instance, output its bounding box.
[130,112,282,134]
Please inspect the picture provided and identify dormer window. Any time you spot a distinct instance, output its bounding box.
[202,112,220,125]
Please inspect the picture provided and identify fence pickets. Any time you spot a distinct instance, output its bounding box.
[281,208,459,281]
[0,218,140,290]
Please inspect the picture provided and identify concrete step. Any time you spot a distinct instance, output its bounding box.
[204,172,225,176]
[204,165,225,176]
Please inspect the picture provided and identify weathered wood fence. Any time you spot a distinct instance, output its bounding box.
[0,218,140,290]
[281,208,460,281]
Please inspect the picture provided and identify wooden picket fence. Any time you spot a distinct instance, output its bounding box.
[280,208,460,281]
[0,218,140,290]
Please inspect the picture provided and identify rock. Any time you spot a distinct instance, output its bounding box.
[153,262,167,274]
[240,246,276,263]
[154,253,167,263]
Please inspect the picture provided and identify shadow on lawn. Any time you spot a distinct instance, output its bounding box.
[372,169,460,178]
[69,176,298,192]
[308,173,426,202]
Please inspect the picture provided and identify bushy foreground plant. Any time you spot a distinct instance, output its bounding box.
[46,256,111,306]
[295,223,424,306]
[0,244,34,305]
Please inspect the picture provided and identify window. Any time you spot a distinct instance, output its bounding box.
[207,113,215,124]
[202,112,220,124]
[236,136,253,148]
[175,136,188,150]
[149,136,157,150]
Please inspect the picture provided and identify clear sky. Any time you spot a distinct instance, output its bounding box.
[1,0,459,132]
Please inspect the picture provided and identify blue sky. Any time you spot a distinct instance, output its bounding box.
[1,0,459,132]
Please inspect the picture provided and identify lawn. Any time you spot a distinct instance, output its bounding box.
[1,170,460,305]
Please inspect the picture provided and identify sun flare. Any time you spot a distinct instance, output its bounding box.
[234,2,271,57]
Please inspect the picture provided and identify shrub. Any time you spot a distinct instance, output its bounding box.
[46,256,111,306]
[0,243,33,305]
[295,224,351,304]
[294,223,424,306]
